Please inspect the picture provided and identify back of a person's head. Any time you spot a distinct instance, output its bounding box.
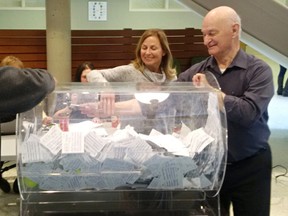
[0,55,24,69]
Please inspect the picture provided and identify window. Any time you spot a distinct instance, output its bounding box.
[274,0,288,8]
[0,0,45,10]
[129,0,191,11]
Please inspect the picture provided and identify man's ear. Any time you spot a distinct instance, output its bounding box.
[232,23,240,38]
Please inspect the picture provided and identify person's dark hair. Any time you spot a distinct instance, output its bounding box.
[74,62,95,82]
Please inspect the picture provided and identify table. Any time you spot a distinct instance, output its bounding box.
[1,135,16,161]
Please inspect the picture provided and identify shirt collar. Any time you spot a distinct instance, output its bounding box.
[206,49,248,72]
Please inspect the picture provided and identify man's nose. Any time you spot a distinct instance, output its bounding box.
[203,36,211,46]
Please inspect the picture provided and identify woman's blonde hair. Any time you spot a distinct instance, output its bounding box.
[132,29,176,80]
[0,55,24,69]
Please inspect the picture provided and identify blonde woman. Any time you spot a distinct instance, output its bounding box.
[87,29,177,83]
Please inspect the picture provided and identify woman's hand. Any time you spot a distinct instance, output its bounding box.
[53,106,72,120]
[79,93,115,118]
[79,102,101,117]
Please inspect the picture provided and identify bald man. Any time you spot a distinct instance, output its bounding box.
[178,6,274,216]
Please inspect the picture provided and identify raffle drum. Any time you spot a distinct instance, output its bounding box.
[17,78,227,215]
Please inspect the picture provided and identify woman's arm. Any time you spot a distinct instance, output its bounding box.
[79,95,142,118]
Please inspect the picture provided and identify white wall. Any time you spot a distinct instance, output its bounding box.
[0,0,203,30]
[0,9,46,29]
[71,0,203,30]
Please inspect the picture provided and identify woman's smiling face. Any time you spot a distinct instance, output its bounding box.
[140,35,165,73]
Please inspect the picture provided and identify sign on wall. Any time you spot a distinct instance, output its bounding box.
[88,1,107,21]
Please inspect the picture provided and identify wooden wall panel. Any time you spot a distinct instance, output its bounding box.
[0,28,208,80]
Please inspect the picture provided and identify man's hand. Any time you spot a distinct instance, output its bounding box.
[192,73,211,88]
[192,73,225,109]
